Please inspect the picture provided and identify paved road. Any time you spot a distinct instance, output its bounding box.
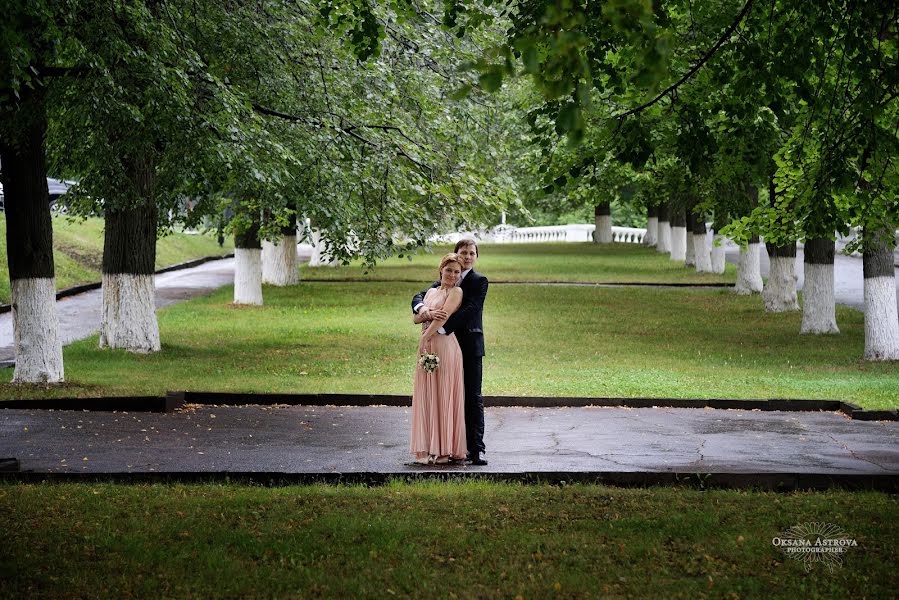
[0,258,238,363]
[723,245,899,312]
[2,404,896,476]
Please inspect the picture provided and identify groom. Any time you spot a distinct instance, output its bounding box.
[412,238,488,465]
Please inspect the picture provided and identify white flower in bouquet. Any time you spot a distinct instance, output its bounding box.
[418,352,440,373]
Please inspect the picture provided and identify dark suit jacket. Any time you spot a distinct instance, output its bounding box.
[412,270,488,357]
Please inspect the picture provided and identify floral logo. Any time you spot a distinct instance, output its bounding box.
[771,522,857,572]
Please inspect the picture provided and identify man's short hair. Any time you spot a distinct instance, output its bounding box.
[454,238,478,256]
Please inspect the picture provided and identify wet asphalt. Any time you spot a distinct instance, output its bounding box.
[1,245,896,484]
[1,404,897,478]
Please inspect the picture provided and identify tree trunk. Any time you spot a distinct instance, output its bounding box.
[594,202,612,243]
[710,212,728,274]
[800,238,839,334]
[234,219,263,305]
[0,87,64,382]
[684,211,696,267]
[656,202,671,253]
[308,228,338,267]
[762,241,800,312]
[100,156,160,353]
[862,230,899,360]
[262,214,300,286]
[643,205,658,247]
[735,235,764,294]
[693,215,712,273]
[669,206,687,261]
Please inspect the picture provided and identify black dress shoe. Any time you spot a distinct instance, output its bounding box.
[468,454,488,466]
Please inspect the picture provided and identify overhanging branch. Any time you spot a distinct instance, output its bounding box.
[614,0,755,120]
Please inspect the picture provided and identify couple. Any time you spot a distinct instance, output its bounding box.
[409,238,488,466]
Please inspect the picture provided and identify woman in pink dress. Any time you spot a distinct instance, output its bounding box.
[410,253,467,464]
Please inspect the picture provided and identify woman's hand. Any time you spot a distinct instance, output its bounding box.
[418,335,431,355]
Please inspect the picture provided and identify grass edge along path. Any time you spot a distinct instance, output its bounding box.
[0,214,233,304]
[1,282,896,409]
[1,481,896,598]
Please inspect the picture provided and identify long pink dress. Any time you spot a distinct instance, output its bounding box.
[410,287,467,460]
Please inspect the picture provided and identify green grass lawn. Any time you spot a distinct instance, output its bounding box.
[0,215,233,303]
[2,280,895,409]
[1,481,895,598]
[303,242,738,284]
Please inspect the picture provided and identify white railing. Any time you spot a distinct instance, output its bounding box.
[610,227,646,244]
[492,224,646,244]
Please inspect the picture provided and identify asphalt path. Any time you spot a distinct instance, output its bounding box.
[2,404,897,476]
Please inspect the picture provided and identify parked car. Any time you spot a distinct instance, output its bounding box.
[0,177,76,213]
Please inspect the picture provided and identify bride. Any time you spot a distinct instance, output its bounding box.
[409,253,468,464]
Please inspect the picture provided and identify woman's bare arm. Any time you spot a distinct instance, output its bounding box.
[419,288,463,350]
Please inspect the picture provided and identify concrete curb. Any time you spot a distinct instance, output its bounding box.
[2,391,895,421]
[304,279,735,288]
[0,253,234,315]
[1,470,896,492]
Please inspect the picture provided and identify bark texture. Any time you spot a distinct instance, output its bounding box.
[99,274,161,351]
[643,206,658,247]
[235,221,263,305]
[684,212,696,267]
[656,203,671,253]
[763,242,800,312]
[309,229,338,267]
[1,84,64,382]
[594,202,612,243]
[669,207,687,261]
[800,238,838,334]
[734,239,763,294]
[11,278,64,382]
[262,234,300,286]
[863,232,899,360]
[100,157,160,352]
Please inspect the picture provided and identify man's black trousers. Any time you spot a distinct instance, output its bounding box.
[462,354,485,455]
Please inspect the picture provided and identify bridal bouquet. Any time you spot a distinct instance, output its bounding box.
[418,352,440,373]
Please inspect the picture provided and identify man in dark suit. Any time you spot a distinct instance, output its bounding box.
[411,238,488,465]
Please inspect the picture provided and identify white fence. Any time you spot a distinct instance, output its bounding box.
[492,224,646,244]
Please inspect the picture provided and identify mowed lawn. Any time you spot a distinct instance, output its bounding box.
[0,215,232,303]
[303,242,738,284]
[1,482,896,599]
[2,279,896,409]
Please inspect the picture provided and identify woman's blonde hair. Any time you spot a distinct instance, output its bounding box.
[438,252,464,277]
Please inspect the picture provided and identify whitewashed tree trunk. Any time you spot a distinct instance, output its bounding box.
[656,222,671,253]
[670,227,687,261]
[863,236,899,360]
[734,241,764,294]
[801,239,839,334]
[684,231,695,266]
[656,203,671,253]
[99,274,160,352]
[308,229,337,267]
[763,243,800,312]
[234,248,263,305]
[711,234,727,274]
[694,234,712,273]
[594,202,612,243]
[644,216,658,247]
[11,278,64,383]
[669,207,686,261]
[262,234,299,286]
[3,86,65,383]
